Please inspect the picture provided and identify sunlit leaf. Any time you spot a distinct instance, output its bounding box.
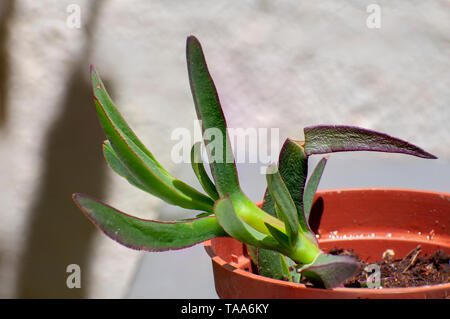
[264,222,290,250]
[266,163,299,244]
[103,140,148,192]
[214,196,279,250]
[303,156,328,223]
[73,193,227,251]
[263,139,315,242]
[298,252,359,288]
[190,142,219,200]
[186,36,286,240]
[186,36,241,197]
[258,139,315,282]
[304,125,437,159]
[90,65,159,164]
[91,66,214,212]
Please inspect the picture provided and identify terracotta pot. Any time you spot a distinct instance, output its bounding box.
[204,188,450,299]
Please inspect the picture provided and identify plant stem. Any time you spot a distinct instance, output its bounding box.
[229,192,321,265]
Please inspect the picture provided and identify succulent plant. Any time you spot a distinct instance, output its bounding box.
[72,36,436,289]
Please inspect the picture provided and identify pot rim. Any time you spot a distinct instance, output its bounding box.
[204,187,450,295]
[303,186,450,197]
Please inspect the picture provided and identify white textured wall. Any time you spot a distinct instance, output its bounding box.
[0,0,448,298]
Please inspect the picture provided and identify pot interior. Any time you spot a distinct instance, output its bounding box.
[211,188,450,268]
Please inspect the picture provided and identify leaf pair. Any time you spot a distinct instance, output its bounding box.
[72,64,225,251]
[190,142,219,201]
[253,140,326,281]
[187,36,241,197]
[214,194,315,267]
[254,121,435,287]
[73,36,284,254]
[214,196,280,251]
[91,66,215,213]
[73,193,227,251]
[187,36,291,238]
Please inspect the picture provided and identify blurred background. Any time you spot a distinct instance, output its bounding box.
[0,0,448,298]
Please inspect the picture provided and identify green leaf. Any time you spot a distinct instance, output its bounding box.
[90,65,160,165]
[263,139,315,242]
[264,222,290,250]
[186,36,241,197]
[195,212,212,218]
[73,193,227,251]
[258,249,292,282]
[186,36,286,239]
[247,245,259,266]
[103,140,148,192]
[286,257,301,283]
[214,196,279,250]
[91,66,214,212]
[303,125,437,159]
[298,252,359,288]
[190,142,219,200]
[266,163,299,244]
[257,139,316,282]
[303,156,328,223]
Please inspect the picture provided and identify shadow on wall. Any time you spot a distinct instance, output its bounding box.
[15,66,112,298]
[15,1,109,298]
[0,0,14,127]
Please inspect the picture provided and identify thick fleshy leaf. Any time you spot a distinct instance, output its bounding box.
[262,190,276,217]
[186,36,241,197]
[72,193,227,251]
[258,139,314,281]
[190,142,219,200]
[214,196,279,250]
[298,253,359,288]
[90,65,159,164]
[264,222,290,250]
[286,257,301,283]
[186,36,285,238]
[254,240,300,283]
[303,156,328,223]
[266,163,299,244]
[303,125,437,159]
[263,139,315,242]
[258,248,292,282]
[103,140,148,192]
[195,212,212,218]
[247,245,259,266]
[91,66,214,212]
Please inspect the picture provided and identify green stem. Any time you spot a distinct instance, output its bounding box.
[289,234,321,264]
[230,193,284,234]
[229,192,320,265]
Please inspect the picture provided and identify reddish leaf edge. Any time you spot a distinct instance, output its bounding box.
[186,35,229,138]
[304,125,437,159]
[72,193,226,252]
[299,253,360,288]
[91,65,215,211]
[186,35,242,196]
